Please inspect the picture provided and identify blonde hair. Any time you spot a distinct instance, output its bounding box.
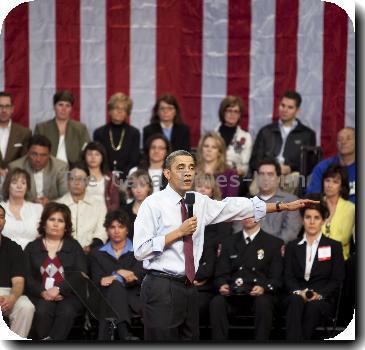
[196,131,227,174]
[193,172,222,200]
[107,92,133,116]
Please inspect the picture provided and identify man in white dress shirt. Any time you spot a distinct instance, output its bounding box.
[134,150,316,341]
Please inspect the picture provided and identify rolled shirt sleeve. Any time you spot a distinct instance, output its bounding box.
[250,196,267,222]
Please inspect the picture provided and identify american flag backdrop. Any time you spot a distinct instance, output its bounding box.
[0,0,355,158]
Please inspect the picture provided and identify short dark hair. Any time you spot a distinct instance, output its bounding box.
[104,210,131,232]
[257,157,281,177]
[281,90,302,108]
[53,90,75,106]
[69,161,90,177]
[150,94,183,124]
[28,135,52,151]
[82,141,108,174]
[38,202,73,238]
[218,96,244,125]
[322,164,350,200]
[164,150,194,170]
[2,168,31,201]
[0,91,13,104]
[300,193,329,220]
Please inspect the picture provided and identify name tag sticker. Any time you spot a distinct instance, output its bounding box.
[45,277,55,290]
[318,246,331,261]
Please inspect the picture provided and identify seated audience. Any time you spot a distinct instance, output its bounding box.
[1,168,43,249]
[210,217,283,341]
[34,90,90,165]
[143,94,190,152]
[8,135,68,206]
[196,131,239,198]
[93,92,140,178]
[0,91,32,178]
[129,133,171,193]
[57,162,107,253]
[82,141,120,211]
[89,210,144,340]
[284,198,345,340]
[122,170,153,241]
[307,127,355,203]
[249,90,316,194]
[193,173,232,325]
[252,158,302,243]
[321,164,355,261]
[215,96,252,176]
[24,202,87,340]
[0,204,35,338]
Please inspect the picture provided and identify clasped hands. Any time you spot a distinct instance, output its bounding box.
[218,283,265,296]
[100,270,138,286]
[41,286,63,301]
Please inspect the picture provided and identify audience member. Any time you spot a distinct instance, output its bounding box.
[0,204,35,338]
[93,93,140,178]
[24,202,87,340]
[196,132,239,198]
[0,168,43,250]
[8,135,68,206]
[210,217,283,341]
[307,127,355,203]
[143,94,190,152]
[249,90,316,194]
[193,173,232,325]
[89,210,144,340]
[34,90,90,165]
[284,198,345,340]
[129,134,171,193]
[122,170,153,241]
[321,164,355,260]
[215,96,252,176]
[253,158,302,243]
[82,141,120,211]
[57,162,107,253]
[0,91,32,178]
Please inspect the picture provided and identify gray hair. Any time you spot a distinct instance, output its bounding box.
[164,150,194,169]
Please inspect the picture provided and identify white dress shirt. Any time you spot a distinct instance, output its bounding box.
[298,232,322,281]
[56,134,68,163]
[134,184,266,276]
[57,192,107,248]
[86,176,106,204]
[1,200,43,250]
[0,120,11,158]
[243,228,260,243]
[33,170,44,197]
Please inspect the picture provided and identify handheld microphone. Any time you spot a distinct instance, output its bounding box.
[305,289,314,299]
[185,192,195,218]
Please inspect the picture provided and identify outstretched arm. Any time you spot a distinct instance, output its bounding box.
[266,199,319,213]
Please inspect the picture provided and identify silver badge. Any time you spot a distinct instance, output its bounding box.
[257,249,264,260]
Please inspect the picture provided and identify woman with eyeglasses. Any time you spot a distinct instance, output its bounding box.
[142,94,190,152]
[321,164,355,261]
[215,96,252,177]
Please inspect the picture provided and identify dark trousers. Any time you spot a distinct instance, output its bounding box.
[141,275,199,341]
[209,294,275,341]
[30,296,83,340]
[197,290,214,326]
[98,281,141,340]
[285,294,333,340]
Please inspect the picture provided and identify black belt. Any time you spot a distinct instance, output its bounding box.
[147,270,193,286]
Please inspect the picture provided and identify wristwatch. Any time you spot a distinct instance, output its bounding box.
[276,201,284,212]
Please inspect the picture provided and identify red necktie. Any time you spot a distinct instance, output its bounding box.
[180,199,195,283]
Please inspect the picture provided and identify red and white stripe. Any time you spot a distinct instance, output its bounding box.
[0,0,355,157]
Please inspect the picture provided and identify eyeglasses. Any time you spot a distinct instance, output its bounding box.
[68,176,88,183]
[225,108,240,115]
[0,104,12,110]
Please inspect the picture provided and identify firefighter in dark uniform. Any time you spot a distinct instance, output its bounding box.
[209,217,284,341]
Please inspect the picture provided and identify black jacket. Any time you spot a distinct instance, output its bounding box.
[24,238,87,298]
[93,122,140,178]
[214,230,284,294]
[249,120,316,172]
[143,123,191,152]
[284,235,345,301]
